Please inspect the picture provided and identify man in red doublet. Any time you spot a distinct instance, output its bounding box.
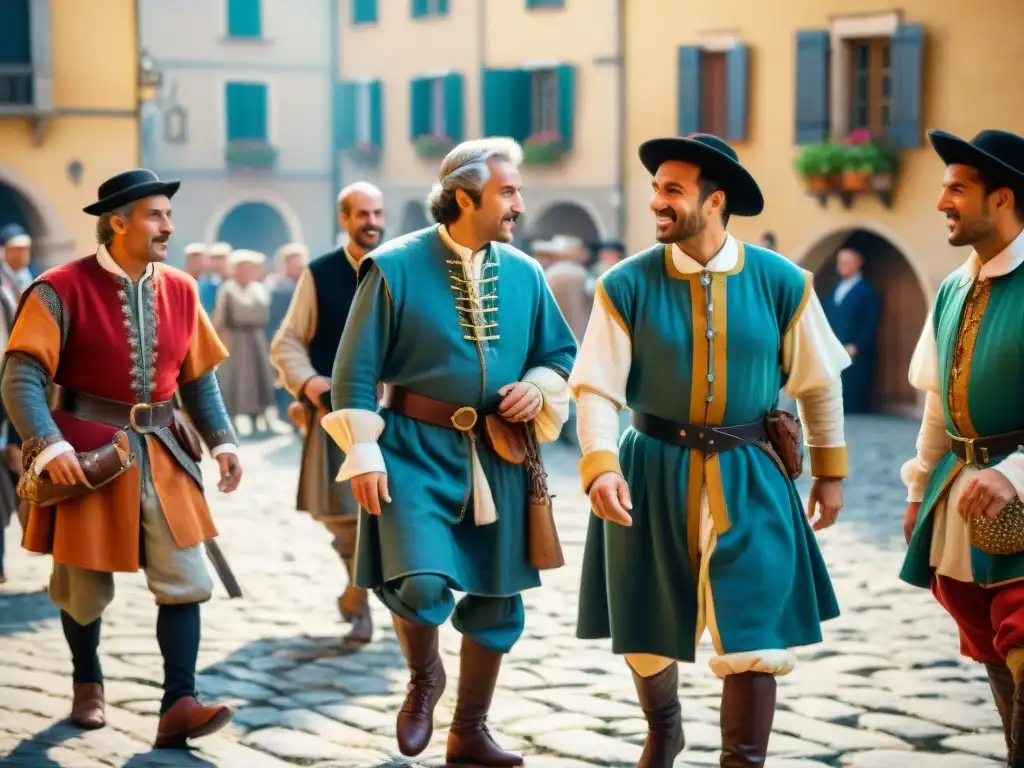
[1,169,244,748]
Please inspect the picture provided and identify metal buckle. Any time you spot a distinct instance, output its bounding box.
[129,403,153,432]
[451,406,478,432]
[951,434,976,465]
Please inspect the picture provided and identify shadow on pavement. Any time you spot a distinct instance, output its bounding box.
[0,587,58,637]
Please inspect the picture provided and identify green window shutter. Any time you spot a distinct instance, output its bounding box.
[352,0,377,25]
[227,0,261,38]
[555,65,575,149]
[369,79,383,147]
[444,73,464,142]
[411,0,428,18]
[677,46,702,136]
[889,24,925,148]
[226,82,267,142]
[438,0,449,13]
[794,30,830,145]
[725,45,749,141]
[334,81,358,149]
[482,68,513,136]
[510,69,532,142]
[0,0,31,64]
[526,0,564,7]
[410,77,431,139]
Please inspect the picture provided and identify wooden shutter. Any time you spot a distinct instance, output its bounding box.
[226,82,267,142]
[889,24,925,149]
[725,45,749,141]
[28,0,52,111]
[444,73,464,142]
[794,30,830,144]
[438,0,449,12]
[677,46,702,135]
[409,77,430,140]
[556,65,576,149]
[411,0,428,18]
[334,81,358,149]
[352,0,377,25]
[369,80,383,148]
[227,0,261,37]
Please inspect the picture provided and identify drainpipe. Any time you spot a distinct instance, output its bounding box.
[330,0,342,240]
[134,0,143,167]
[614,0,627,240]
[478,0,486,126]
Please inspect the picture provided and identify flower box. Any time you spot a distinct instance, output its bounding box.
[794,131,896,207]
[224,140,278,169]
[347,141,381,169]
[414,134,454,159]
[523,132,566,165]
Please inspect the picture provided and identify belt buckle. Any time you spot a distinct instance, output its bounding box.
[129,403,153,432]
[952,434,976,465]
[451,406,478,432]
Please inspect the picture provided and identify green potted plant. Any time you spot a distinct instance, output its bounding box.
[523,131,565,165]
[414,134,454,158]
[794,142,841,193]
[839,143,872,192]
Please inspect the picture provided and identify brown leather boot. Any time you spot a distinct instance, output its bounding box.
[631,663,685,767]
[393,615,446,756]
[70,683,105,730]
[1009,674,1024,768]
[720,671,777,767]
[446,638,522,766]
[154,695,233,749]
[340,587,373,647]
[986,662,1014,755]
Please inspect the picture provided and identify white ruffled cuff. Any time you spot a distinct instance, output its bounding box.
[210,443,237,458]
[33,440,74,474]
[336,442,388,482]
[994,452,1024,502]
[523,366,570,444]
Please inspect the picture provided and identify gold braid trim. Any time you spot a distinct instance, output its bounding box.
[21,434,64,473]
[947,279,991,439]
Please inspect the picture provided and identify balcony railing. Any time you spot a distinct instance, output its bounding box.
[0,65,34,108]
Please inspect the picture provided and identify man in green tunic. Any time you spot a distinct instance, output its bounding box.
[900,129,1024,766]
[571,134,850,768]
[322,137,577,766]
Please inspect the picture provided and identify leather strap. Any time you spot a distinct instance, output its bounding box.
[61,389,175,434]
[631,412,765,453]
[382,386,483,432]
[949,429,1024,466]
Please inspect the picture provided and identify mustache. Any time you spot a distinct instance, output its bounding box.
[502,213,520,222]
[152,235,170,243]
[360,226,384,234]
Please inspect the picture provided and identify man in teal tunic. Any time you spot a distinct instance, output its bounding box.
[571,134,850,768]
[323,137,577,766]
[900,129,1024,766]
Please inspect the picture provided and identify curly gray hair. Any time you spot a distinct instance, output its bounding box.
[427,137,523,225]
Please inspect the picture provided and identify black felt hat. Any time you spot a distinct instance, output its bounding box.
[928,129,1024,200]
[638,133,764,217]
[83,169,180,216]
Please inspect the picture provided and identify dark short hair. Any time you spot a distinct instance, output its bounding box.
[599,240,626,256]
[974,170,1024,222]
[697,172,730,228]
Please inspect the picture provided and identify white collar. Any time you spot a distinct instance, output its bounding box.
[838,273,863,287]
[671,234,737,274]
[961,228,1024,281]
[438,225,487,262]
[96,244,155,282]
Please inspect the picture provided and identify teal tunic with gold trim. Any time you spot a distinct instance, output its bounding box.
[329,226,577,598]
[901,255,1024,589]
[573,240,843,664]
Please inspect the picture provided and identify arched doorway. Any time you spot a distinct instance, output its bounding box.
[799,227,928,417]
[0,169,72,271]
[530,202,602,245]
[215,201,292,257]
[399,200,430,235]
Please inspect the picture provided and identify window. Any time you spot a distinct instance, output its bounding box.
[225,82,268,142]
[412,0,448,18]
[526,0,564,7]
[847,37,892,138]
[0,0,32,106]
[226,0,261,38]
[352,0,377,25]
[698,51,727,137]
[677,44,748,141]
[531,69,559,135]
[355,83,372,143]
[428,77,446,136]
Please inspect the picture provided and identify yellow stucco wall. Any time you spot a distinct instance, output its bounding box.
[0,0,139,266]
[623,0,1024,296]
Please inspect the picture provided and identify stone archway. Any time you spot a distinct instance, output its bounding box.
[214,200,293,258]
[399,200,430,235]
[0,167,73,270]
[530,201,603,245]
[798,226,929,418]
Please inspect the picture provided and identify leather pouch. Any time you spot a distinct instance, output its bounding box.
[523,424,565,570]
[171,410,204,462]
[764,410,804,480]
[18,431,136,507]
[483,414,528,465]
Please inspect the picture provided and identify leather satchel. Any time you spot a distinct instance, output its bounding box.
[17,431,136,507]
[170,409,203,462]
[763,410,804,480]
[523,423,565,570]
[483,414,528,465]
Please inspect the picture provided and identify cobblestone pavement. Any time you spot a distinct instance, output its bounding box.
[0,415,1010,767]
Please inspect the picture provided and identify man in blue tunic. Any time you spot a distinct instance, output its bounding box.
[323,137,577,766]
[571,134,850,768]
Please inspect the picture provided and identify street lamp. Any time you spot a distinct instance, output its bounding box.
[137,49,162,104]
[137,49,163,168]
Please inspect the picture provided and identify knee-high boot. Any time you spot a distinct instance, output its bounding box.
[720,671,776,767]
[1010,674,1024,768]
[332,518,372,645]
[446,638,523,766]
[986,662,1014,757]
[393,614,446,756]
[631,663,685,768]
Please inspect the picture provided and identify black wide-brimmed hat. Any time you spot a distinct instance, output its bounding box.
[928,129,1024,200]
[83,169,180,216]
[638,133,764,217]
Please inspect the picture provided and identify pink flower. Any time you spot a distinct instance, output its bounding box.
[843,128,873,145]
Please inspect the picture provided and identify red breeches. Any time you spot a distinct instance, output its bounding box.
[931,574,1024,665]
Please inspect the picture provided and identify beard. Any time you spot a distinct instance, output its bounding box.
[655,207,706,244]
[353,226,384,250]
[947,213,995,247]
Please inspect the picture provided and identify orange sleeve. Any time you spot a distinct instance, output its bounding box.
[179,305,229,385]
[6,288,62,378]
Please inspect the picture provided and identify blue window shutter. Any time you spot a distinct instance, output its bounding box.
[226,82,267,142]
[794,30,830,145]
[334,81,358,149]
[482,68,512,136]
[411,0,428,18]
[526,0,564,7]
[227,0,261,38]
[555,65,575,150]
[0,0,31,64]
[677,46,702,136]
[369,79,383,148]
[725,45,749,141]
[444,73,464,142]
[889,24,925,149]
[410,77,430,139]
[511,69,532,142]
[352,0,377,25]
[438,0,449,13]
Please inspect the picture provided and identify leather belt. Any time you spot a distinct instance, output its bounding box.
[61,389,175,434]
[631,412,765,453]
[382,386,484,432]
[948,429,1024,466]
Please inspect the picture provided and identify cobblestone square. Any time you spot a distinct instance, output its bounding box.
[0,416,1008,767]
